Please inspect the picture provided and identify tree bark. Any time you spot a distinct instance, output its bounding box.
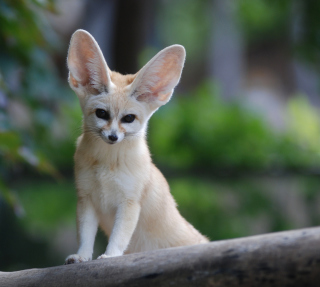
[1,227,320,286]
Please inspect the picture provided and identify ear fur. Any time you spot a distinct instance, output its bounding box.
[130,45,186,109]
[67,29,111,96]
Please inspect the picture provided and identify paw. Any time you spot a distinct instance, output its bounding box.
[65,254,90,265]
[97,254,112,260]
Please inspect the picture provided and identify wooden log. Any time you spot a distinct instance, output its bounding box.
[1,227,320,287]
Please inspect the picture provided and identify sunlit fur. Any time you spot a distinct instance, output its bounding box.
[65,30,208,264]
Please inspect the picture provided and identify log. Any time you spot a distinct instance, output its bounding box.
[1,227,320,287]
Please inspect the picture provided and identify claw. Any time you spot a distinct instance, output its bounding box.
[65,254,88,265]
[97,254,110,260]
[65,258,76,265]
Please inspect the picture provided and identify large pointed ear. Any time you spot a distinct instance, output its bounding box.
[130,45,185,109]
[67,29,111,96]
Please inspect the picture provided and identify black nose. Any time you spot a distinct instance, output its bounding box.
[108,134,118,142]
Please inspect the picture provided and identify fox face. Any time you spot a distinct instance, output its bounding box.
[67,30,185,145]
[82,86,149,144]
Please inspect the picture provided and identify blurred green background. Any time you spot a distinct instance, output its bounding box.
[1,0,320,271]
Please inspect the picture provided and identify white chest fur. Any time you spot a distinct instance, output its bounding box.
[75,135,150,235]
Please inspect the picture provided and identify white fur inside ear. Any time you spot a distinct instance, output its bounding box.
[87,53,107,92]
[131,45,186,107]
[67,29,111,94]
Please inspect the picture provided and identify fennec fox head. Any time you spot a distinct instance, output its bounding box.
[67,30,185,144]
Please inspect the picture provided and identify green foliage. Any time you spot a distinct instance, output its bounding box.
[0,0,78,210]
[158,0,210,61]
[14,179,76,234]
[169,175,320,240]
[0,0,56,63]
[149,82,320,172]
[239,0,291,43]
[294,0,320,64]
[239,0,320,65]
[286,96,320,154]
[159,0,320,67]
[0,201,50,271]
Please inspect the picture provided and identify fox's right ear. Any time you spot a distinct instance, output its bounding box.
[67,29,112,96]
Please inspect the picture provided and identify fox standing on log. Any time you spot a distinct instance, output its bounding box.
[65,29,208,264]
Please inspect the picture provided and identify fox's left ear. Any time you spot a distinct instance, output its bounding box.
[131,45,185,109]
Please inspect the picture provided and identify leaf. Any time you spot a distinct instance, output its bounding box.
[0,176,25,217]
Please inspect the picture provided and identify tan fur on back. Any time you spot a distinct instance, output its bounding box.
[110,71,136,88]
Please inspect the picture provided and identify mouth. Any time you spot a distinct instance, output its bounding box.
[99,136,117,145]
[102,137,117,145]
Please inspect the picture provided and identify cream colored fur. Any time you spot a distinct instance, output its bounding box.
[65,29,208,264]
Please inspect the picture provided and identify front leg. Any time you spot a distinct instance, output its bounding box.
[98,199,141,259]
[65,197,98,264]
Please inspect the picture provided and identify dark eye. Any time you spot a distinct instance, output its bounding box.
[95,109,110,120]
[121,114,135,123]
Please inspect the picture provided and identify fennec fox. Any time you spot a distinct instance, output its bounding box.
[65,29,208,264]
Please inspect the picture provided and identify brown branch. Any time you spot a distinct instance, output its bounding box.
[1,227,320,287]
